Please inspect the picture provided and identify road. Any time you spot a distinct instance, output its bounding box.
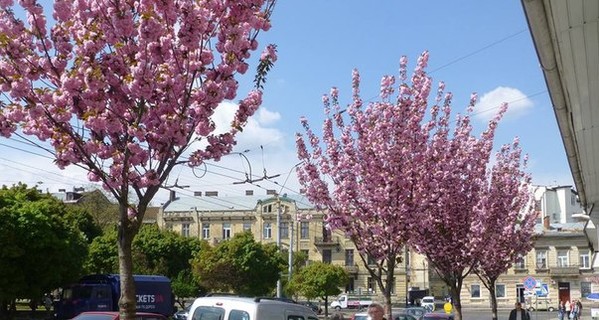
[328,309,564,320]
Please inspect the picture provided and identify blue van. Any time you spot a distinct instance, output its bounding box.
[54,274,175,319]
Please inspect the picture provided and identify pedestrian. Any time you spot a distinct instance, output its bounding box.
[367,302,387,320]
[571,300,579,319]
[558,300,566,320]
[330,313,344,320]
[566,300,572,319]
[509,302,530,320]
[576,300,583,320]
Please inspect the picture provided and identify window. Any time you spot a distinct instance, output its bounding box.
[514,255,526,269]
[263,222,272,239]
[345,249,354,266]
[229,309,250,320]
[280,222,289,239]
[367,277,376,293]
[300,221,309,239]
[243,222,252,233]
[536,250,547,269]
[263,204,273,213]
[202,223,210,239]
[580,249,591,269]
[471,284,481,298]
[367,255,376,265]
[222,223,231,240]
[582,282,592,298]
[496,284,506,298]
[182,223,190,237]
[322,249,332,264]
[557,250,569,267]
[346,277,355,293]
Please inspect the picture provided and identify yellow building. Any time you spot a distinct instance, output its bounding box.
[157,189,424,304]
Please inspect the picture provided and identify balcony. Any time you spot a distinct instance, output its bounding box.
[550,265,580,276]
[314,236,340,247]
[344,264,359,274]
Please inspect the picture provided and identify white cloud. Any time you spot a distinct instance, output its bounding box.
[210,102,284,150]
[257,108,281,125]
[474,87,534,122]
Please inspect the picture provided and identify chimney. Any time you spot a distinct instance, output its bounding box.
[245,190,254,196]
[266,189,276,195]
[169,190,176,202]
[543,216,550,230]
[205,191,218,197]
[194,191,202,197]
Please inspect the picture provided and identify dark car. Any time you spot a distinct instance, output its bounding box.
[173,305,190,320]
[404,307,427,320]
[422,312,454,320]
[298,301,322,314]
[71,311,167,320]
[392,313,418,320]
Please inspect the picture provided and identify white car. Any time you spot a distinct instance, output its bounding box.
[420,296,436,312]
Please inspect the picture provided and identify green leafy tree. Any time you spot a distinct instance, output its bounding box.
[0,184,88,318]
[171,270,205,308]
[288,262,349,318]
[86,225,201,281]
[73,189,119,231]
[191,232,286,296]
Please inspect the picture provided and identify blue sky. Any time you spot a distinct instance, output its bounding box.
[0,1,574,205]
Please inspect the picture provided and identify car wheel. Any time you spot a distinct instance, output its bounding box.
[528,307,535,311]
[548,307,554,312]
[335,306,341,310]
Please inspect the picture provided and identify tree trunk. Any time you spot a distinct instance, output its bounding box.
[118,204,137,320]
[383,255,396,318]
[488,278,498,320]
[449,277,463,320]
[323,296,328,319]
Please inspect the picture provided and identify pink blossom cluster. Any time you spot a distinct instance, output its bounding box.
[0,0,274,196]
[296,51,535,298]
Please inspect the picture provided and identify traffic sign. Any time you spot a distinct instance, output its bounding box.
[523,276,537,290]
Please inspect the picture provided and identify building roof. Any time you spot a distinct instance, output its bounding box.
[163,193,314,212]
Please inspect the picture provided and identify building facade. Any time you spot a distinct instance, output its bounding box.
[157,185,596,307]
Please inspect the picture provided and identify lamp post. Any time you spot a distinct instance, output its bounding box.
[276,195,282,298]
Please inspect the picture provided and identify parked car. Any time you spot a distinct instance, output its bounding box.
[420,296,436,312]
[71,311,167,320]
[404,306,427,320]
[350,312,368,320]
[392,312,418,320]
[173,305,190,320]
[352,311,418,320]
[422,312,454,320]
[298,301,322,314]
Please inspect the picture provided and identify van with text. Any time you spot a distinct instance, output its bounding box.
[54,274,175,319]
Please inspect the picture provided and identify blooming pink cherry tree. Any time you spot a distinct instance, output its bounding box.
[0,0,275,318]
[474,140,536,320]
[409,94,525,320]
[296,52,442,315]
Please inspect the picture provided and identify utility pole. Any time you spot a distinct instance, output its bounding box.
[288,217,294,283]
[276,195,282,298]
[405,247,410,307]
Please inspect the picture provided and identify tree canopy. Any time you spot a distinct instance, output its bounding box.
[288,262,348,317]
[0,184,88,316]
[191,231,285,296]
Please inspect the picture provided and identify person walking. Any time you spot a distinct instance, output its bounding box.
[566,300,572,319]
[509,302,530,320]
[576,300,583,320]
[558,300,566,320]
[571,300,579,319]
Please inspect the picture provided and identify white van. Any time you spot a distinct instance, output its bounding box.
[188,296,319,320]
